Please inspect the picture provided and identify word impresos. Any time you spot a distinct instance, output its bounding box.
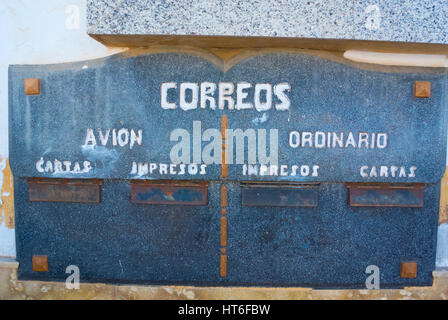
[161,82,291,111]
[289,131,388,149]
[242,164,319,177]
[130,162,207,176]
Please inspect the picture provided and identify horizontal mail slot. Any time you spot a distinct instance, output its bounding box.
[241,183,318,207]
[347,184,425,207]
[131,181,209,205]
[28,178,102,203]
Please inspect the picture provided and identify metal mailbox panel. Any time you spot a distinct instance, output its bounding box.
[228,182,439,288]
[13,181,440,288]
[8,51,447,288]
[131,181,208,205]
[28,178,102,203]
[241,184,318,207]
[8,52,448,183]
[15,178,222,285]
[347,184,424,207]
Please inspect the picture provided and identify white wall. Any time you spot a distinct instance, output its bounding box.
[0,0,123,257]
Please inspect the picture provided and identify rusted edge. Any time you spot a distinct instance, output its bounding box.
[28,178,103,185]
[130,180,209,205]
[130,179,209,187]
[28,178,102,203]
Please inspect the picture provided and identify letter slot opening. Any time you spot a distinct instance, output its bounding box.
[130,180,209,205]
[241,182,319,207]
[347,183,425,208]
[28,178,103,203]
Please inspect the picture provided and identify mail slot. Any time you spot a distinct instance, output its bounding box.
[9,50,448,288]
[347,183,425,207]
[28,178,102,203]
[131,181,208,205]
[241,183,318,207]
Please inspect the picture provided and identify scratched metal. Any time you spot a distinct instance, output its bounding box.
[131,182,208,205]
[241,184,318,207]
[28,178,102,203]
[348,184,424,207]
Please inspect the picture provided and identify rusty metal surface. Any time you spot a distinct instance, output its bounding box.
[241,183,318,207]
[32,255,48,272]
[401,262,418,278]
[24,78,40,95]
[130,180,208,205]
[414,81,431,98]
[347,183,425,207]
[28,178,102,203]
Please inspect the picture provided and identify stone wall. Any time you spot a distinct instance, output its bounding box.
[1,259,447,299]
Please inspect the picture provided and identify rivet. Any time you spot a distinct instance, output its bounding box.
[400,261,417,278]
[24,78,41,95]
[32,255,48,272]
[414,81,430,98]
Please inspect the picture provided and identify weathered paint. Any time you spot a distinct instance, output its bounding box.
[437,167,448,268]
[9,51,448,182]
[28,178,102,203]
[348,184,425,208]
[439,167,448,224]
[0,158,15,257]
[130,182,208,205]
[0,0,125,258]
[0,159,14,229]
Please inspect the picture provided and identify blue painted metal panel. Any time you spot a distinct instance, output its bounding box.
[15,178,222,285]
[8,51,448,288]
[13,178,439,288]
[8,52,448,183]
[226,182,439,288]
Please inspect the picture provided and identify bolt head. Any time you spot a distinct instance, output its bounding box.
[400,261,417,278]
[414,81,431,98]
[32,255,48,272]
[24,78,41,95]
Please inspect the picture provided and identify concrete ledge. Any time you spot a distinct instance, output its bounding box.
[0,266,447,299]
[0,257,18,269]
[433,269,448,278]
[88,35,448,54]
[87,0,448,46]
